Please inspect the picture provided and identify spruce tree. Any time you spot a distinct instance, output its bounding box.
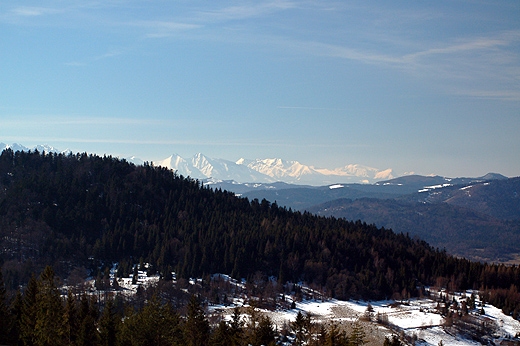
[63,290,79,346]
[211,320,232,346]
[184,295,210,346]
[34,266,67,346]
[229,306,244,346]
[98,298,119,346]
[140,296,183,346]
[291,310,311,346]
[251,316,276,346]
[20,275,39,346]
[349,322,367,346]
[324,323,348,346]
[0,269,11,344]
[9,290,23,344]
[118,295,183,346]
[77,293,99,346]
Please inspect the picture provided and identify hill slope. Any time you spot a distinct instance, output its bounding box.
[1,149,520,305]
[309,177,520,262]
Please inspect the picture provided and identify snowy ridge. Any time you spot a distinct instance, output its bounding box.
[0,142,70,155]
[314,164,393,181]
[190,153,274,182]
[155,153,394,185]
[239,158,321,181]
[155,154,205,179]
[0,142,401,185]
[0,142,508,186]
[236,157,393,185]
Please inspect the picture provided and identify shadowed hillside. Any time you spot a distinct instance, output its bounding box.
[1,149,520,312]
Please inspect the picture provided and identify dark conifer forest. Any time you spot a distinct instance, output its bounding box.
[1,149,520,322]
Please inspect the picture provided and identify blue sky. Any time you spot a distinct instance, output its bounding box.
[1,1,519,178]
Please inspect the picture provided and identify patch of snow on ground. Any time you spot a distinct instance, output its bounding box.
[231,295,520,346]
[76,266,520,346]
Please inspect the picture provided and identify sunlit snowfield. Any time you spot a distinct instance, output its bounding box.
[72,267,520,346]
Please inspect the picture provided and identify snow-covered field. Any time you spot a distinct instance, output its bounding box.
[248,297,520,345]
[80,267,520,346]
[212,286,520,345]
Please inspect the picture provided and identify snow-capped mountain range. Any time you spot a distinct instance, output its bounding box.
[156,154,393,185]
[1,142,393,185]
[0,143,67,155]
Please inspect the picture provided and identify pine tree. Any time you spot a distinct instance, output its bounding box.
[77,293,99,346]
[229,306,244,346]
[145,296,183,346]
[349,322,367,346]
[20,275,39,346]
[112,275,120,290]
[63,290,79,346]
[34,266,67,346]
[98,298,119,346]
[324,323,348,346]
[251,316,276,346]
[117,305,136,346]
[211,320,232,346]
[291,310,311,346]
[184,295,210,346]
[0,268,11,344]
[9,289,23,344]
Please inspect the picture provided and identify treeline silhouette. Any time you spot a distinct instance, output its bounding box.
[0,149,519,317]
[0,266,400,346]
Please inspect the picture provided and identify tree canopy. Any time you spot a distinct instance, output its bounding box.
[0,149,520,314]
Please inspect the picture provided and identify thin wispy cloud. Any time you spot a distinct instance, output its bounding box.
[94,48,128,60]
[65,46,134,66]
[304,41,404,65]
[287,28,520,100]
[0,137,301,148]
[10,6,62,17]
[2,117,168,127]
[65,61,87,67]
[132,20,202,38]
[303,31,519,67]
[405,38,508,61]
[278,106,347,111]
[0,5,63,24]
[2,1,519,177]
[452,90,520,102]
[58,118,166,126]
[195,1,296,22]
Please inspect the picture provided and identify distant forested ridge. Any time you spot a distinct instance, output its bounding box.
[1,149,520,311]
[308,177,520,263]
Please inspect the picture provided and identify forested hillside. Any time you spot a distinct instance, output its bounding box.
[309,197,520,262]
[1,149,520,312]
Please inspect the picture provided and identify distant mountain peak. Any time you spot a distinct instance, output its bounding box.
[479,173,508,181]
[239,158,319,182]
[33,144,60,153]
[374,168,394,180]
[155,154,204,179]
[2,142,508,186]
[1,143,69,155]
